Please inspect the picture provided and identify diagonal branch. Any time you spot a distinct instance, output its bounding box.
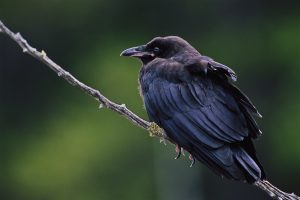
[0,20,299,200]
[255,180,300,200]
[0,20,167,140]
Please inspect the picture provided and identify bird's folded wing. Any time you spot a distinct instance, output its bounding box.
[185,56,262,118]
[144,76,252,150]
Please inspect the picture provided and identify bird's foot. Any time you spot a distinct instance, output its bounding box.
[147,122,165,137]
[189,154,195,167]
[174,145,186,159]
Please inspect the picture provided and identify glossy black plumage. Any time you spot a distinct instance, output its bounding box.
[121,36,265,183]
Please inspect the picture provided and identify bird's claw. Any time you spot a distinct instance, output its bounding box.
[174,144,181,159]
[189,154,195,167]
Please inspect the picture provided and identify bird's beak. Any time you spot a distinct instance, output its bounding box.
[120,45,151,57]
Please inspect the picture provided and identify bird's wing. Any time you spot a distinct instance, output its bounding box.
[143,60,261,150]
[185,55,262,122]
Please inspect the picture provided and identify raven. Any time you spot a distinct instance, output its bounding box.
[121,36,265,183]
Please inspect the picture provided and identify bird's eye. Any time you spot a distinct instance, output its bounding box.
[153,47,160,54]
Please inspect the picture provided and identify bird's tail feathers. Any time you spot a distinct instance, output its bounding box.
[192,145,265,183]
[232,146,264,183]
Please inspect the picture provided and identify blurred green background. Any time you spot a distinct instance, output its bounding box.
[1,0,300,199]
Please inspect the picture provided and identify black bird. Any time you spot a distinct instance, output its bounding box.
[121,36,265,183]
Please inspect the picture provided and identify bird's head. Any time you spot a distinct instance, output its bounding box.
[121,36,198,64]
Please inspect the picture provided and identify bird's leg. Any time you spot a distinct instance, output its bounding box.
[174,144,181,159]
[189,154,195,167]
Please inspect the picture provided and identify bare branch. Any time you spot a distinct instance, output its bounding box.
[255,180,300,200]
[0,20,167,140]
[0,20,298,200]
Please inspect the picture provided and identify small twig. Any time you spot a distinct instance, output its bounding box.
[0,20,298,200]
